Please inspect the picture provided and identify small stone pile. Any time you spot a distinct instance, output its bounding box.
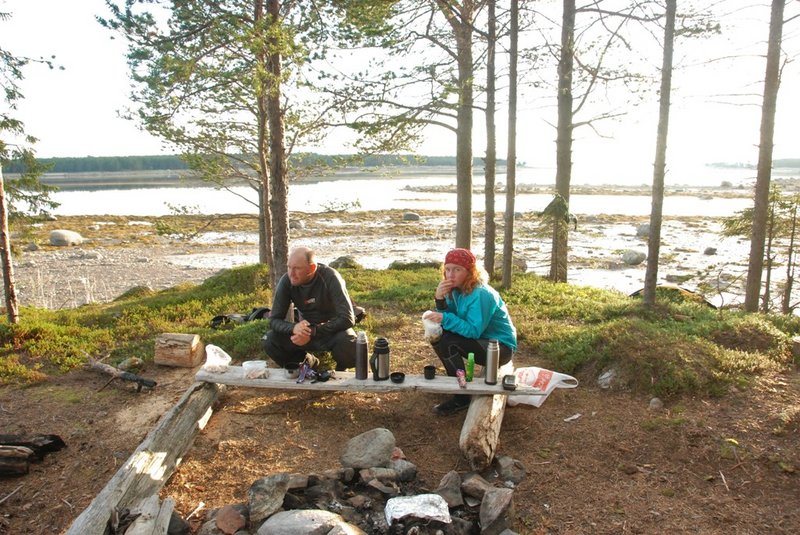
[185,427,525,535]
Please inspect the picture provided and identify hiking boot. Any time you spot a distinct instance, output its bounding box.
[433,396,470,417]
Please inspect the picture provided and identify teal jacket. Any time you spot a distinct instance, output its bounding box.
[438,284,517,351]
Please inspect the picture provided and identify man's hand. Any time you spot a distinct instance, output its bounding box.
[292,320,312,346]
[291,332,311,346]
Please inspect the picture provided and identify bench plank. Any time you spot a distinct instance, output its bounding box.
[195,366,544,397]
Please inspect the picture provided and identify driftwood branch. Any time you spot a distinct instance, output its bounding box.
[86,358,157,392]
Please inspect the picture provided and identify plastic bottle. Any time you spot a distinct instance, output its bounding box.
[466,352,475,382]
[485,340,499,385]
[355,331,369,380]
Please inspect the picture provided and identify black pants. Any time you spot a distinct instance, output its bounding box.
[263,329,357,371]
[431,330,513,378]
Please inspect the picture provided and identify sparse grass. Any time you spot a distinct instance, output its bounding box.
[0,263,796,400]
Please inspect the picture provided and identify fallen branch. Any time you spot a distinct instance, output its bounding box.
[0,484,23,505]
[86,358,156,392]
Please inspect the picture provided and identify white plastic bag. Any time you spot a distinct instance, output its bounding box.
[507,366,578,407]
[202,344,232,373]
[421,311,443,343]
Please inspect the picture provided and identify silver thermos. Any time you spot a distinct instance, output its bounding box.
[355,331,369,380]
[370,337,390,381]
[485,339,499,385]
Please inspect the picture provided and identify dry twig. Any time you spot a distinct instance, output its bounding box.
[0,484,23,506]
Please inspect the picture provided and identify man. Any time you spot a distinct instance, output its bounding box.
[263,246,357,371]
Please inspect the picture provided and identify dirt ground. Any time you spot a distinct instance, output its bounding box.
[0,340,798,535]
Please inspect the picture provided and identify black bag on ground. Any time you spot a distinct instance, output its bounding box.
[210,306,271,329]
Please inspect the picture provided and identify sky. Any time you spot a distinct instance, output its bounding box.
[2,0,798,172]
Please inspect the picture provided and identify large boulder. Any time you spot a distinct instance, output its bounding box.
[49,229,84,246]
[622,250,646,266]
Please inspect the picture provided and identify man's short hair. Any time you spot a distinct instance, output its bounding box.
[290,246,316,265]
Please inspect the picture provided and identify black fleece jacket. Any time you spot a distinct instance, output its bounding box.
[268,263,355,338]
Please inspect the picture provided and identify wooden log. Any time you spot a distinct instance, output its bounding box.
[65,381,221,535]
[154,333,205,368]
[458,362,515,471]
[0,434,65,460]
[0,445,34,477]
[125,495,175,535]
[87,359,157,392]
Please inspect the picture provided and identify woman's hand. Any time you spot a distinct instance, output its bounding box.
[435,279,454,300]
[423,310,443,323]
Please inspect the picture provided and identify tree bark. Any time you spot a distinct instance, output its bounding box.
[0,168,19,324]
[255,0,274,277]
[267,0,289,287]
[782,200,797,314]
[484,0,497,276]
[550,0,575,282]
[643,0,676,307]
[436,1,476,250]
[745,0,785,312]
[501,0,519,290]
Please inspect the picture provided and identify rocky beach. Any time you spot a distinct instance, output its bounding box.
[7,207,752,310]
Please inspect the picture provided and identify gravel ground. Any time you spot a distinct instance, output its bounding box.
[8,244,225,309]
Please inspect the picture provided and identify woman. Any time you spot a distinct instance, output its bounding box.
[425,248,517,416]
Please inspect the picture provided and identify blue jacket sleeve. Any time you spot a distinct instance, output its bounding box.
[441,289,496,339]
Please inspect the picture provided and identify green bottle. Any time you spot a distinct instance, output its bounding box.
[466,352,475,382]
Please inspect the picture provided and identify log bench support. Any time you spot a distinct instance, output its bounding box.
[459,361,515,470]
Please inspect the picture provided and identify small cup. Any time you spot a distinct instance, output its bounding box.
[390,372,405,384]
[423,365,436,380]
[285,362,300,379]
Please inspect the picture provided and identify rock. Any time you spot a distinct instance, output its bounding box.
[479,488,515,535]
[216,505,246,534]
[289,219,306,230]
[494,456,526,484]
[622,250,646,265]
[597,368,617,389]
[461,473,494,500]
[340,428,395,469]
[388,458,417,482]
[704,247,717,255]
[248,473,290,525]
[197,519,226,535]
[402,212,420,221]
[635,224,650,237]
[168,511,191,535]
[49,229,84,246]
[256,509,351,535]
[24,242,39,252]
[649,397,664,411]
[329,256,363,270]
[358,467,398,483]
[434,470,463,508]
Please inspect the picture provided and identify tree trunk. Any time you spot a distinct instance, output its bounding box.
[643,0,676,307]
[550,0,575,282]
[267,0,289,286]
[744,0,785,312]
[484,0,497,276]
[255,1,274,278]
[762,205,776,312]
[782,200,797,314]
[436,0,475,250]
[0,168,19,324]
[501,0,519,290]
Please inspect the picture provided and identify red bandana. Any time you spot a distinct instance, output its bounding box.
[444,248,476,269]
